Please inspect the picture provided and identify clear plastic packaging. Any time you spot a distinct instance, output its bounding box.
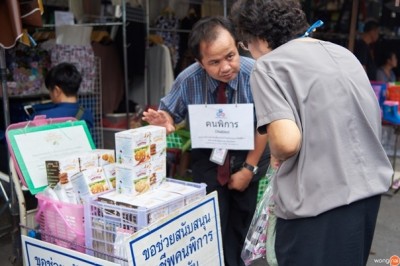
[114,227,134,263]
[241,165,277,265]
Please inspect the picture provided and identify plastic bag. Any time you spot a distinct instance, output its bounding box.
[241,165,277,266]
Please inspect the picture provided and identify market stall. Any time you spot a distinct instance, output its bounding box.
[5,114,221,265]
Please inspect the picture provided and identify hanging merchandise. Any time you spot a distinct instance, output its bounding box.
[4,43,50,96]
[175,6,199,75]
[0,0,47,98]
[50,44,96,94]
[154,6,180,69]
[146,42,174,106]
[0,0,44,49]
[50,24,96,94]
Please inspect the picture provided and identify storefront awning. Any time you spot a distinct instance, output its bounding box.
[0,0,43,49]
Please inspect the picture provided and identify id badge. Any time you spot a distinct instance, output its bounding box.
[210,148,228,165]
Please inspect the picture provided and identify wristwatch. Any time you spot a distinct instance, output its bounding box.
[242,162,258,174]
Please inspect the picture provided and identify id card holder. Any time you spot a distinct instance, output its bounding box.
[210,148,228,165]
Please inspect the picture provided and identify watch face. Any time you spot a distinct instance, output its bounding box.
[253,166,258,174]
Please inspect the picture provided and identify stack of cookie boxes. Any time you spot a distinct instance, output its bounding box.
[114,125,167,195]
[84,125,208,264]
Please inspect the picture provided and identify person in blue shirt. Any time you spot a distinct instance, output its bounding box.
[30,62,94,128]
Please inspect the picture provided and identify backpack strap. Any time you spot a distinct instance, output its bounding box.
[75,105,85,120]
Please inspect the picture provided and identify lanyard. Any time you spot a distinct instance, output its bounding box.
[301,20,324,38]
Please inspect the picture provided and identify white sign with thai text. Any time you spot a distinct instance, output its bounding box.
[127,191,224,266]
[22,235,119,266]
[188,104,254,150]
[8,121,94,194]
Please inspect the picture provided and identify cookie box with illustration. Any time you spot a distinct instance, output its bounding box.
[115,125,166,166]
[115,163,151,196]
[69,167,113,203]
[45,149,115,188]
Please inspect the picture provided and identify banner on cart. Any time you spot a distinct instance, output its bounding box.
[127,191,224,266]
[22,235,119,266]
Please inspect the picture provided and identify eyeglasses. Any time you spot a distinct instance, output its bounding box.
[238,41,250,51]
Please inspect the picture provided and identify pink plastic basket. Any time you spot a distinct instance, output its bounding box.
[35,194,85,253]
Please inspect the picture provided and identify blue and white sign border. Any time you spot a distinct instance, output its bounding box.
[127,192,224,266]
[22,235,118,266]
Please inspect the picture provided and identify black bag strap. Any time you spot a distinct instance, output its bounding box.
[75,105,85,120]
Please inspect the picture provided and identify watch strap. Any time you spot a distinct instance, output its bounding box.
[243,162,258,174]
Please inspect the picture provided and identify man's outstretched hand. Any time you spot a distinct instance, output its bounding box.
[142,108,175,134]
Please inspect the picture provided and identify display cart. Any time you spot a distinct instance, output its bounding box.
[6,116,89,235]
[5,116,222,266]
[6,115,121,264]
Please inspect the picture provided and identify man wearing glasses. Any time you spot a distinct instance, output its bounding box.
[143,16,270,266]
